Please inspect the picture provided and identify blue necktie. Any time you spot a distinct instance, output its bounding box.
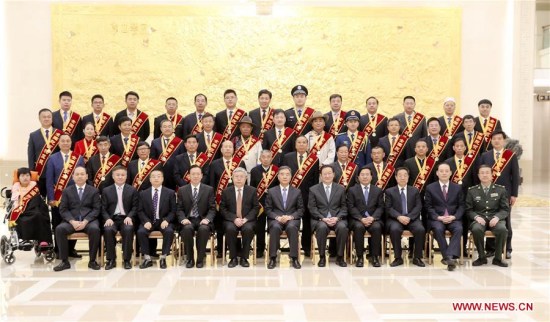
[363,186,370,217]
[152,189,159,221]
[191,187,199,218]
[63,111,68,122]
[400,188,407,214]
[198,113,203,120]
[351,133,355,141]
[298,109,302,118]
[45,129,49,139]
[124,137,128,145]
[78,187,83,200]
[282,188,287,209]
[468,132,472,141]
[407,115,412,123]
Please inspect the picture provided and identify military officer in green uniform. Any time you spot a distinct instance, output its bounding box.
[466,164,509,267]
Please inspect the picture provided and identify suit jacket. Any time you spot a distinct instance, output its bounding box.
[282,152,319,201]
[220,185,259,222]
[261,127,295,166]
[444,155,475,192]
[284,108,312,135]
[126,159,164,191]
[394,112,427,145]
[478,150,520,197]
[359,114,388,148]
[215,109,244,139]
[52,110,83,144]
[378,135,406,167]
[208,157,236,190]
[334,132,371,167]
[85,153,116,192]
[27,128,60,170]
[331,161,359,189]
[249,107,273,138]
[424,136,453,162]
[324,111,348,135]
[150,137,185,189]
[265,185,304,220]
[101,183,139,221]
[45,152,85,201]
[404,157,436,193]
[153,113,183,139]
[138,186,176,225]
[180,112,204,139]
[474,116,502,151]
[453,130,487,157]
[346,183,384,222]
[109,134,139,161]
[82,113,114,137]
[113,109,150,142]
[365,161,396,189]
[308,182,347,220]
[438,115,464,137]
[424,181,464,222]
[176,183,216,223]
[58,184,100,222]
[196,131,221,162]
[384,185,423,221]
[250,164,279,206]
[174,153,209,188]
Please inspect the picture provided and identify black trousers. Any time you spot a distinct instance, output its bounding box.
[104,216,134,261]
[255,211,267,255]
[430,220,463,260]
[387,219,425,259]
[51,206,76,254]
[55,220,100,261]
[136,221,175,256]
[350,219,383,257]
[180,219,212,262]
[268,219,300,258]
[224,221,255,259]
[312,220,348,257]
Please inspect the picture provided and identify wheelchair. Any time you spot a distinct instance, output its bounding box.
[1,184,55,265]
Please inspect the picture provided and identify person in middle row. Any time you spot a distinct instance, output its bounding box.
[305,111,335,166]
[335,110,371,168]
[231,116,262,177]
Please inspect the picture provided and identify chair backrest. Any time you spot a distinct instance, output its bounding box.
[12,170,39,184]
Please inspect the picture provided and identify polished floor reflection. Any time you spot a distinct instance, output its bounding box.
[1,206,549,321]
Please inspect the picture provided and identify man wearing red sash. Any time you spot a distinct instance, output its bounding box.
[366,146,397,190]
[52,91,83,147]
[250,150,280,258]
[474,99,502,151]
[417,117,452,162]
[196,113,223,165]
[282,135,320,257]
[437,97,463,138]
[262,109,295,166]
[404,140,436,195]
[28,108,63,196]
[324,94,347,136]
[394,96,427,159]
[454,115,487,164]
[153,97,183,139]
[215,89,247,140]
[331,144,359,189]
[478,131,519,259]
[151,119,185,190]
[231,116,262,176]
[335,110,371,168]
[305,111,335,166]
[174,135,207,188]
[249,89,275,139]
[378,117,407,167]
[86,136,121,193]
[113,91,150,142]
[110,116,140,166]
[359,96,388,148]
[181,93,209,138]
[82,94,114,137]
[285,85,314,136]
[45,134,84,257]
[127,141,163,191]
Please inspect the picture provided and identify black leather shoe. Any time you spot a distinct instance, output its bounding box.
[372,256,381,267]
[291,258,301,269]
[447,259,457,271]
[336,257,347,267]
[267,258,277,269]
[196,261,204,268]
[492,258,508,267]
[185,259,195,268]
[123,261,132,269]
[88,261,101,270]
[506,251,512,259]
[53,261,70,272]
[485,251,495,258]
[159,258,167,269]
[412,258,425,267]
[69,250,82,258]
[228,258,238,268]
[356,257,364,267]
[139,259,153,269]
[317,256,326,267]
[240,258,250,267]
[105,260,116,270]
[472,257,488,266]
[441,259,449,265]
[390,257,404,267]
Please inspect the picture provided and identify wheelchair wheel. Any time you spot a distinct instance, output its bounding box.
[4,253,16,264]
[44,250,55,262]
[1,235,9,257]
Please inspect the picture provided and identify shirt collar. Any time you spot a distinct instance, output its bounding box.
[191,183,201,190]
[280,185,290,191]
[115,184,125,190]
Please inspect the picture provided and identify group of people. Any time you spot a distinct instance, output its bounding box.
[13,85,519,272]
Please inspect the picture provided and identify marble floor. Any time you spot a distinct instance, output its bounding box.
[1,199,549,321]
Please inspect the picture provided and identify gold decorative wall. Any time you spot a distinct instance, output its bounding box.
[52,5,461,119]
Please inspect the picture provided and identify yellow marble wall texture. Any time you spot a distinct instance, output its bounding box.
[52,5,461,124]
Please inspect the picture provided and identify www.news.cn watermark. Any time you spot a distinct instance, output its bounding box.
[453,302,534,312]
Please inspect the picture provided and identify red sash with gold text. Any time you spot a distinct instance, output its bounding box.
[386,134,409,166]
[222,108,246,140]
[377,163,395,190]
[401,113,425,138]
[159,137,183,164]
[491,149,515,183]
[328,110,346,137]
[132,159,161,190]
[291,152,318,188]
[338,162,358,188]
[269,128,294,163]
[362,114,387,137]
[292,107,315,136]
[258,108,275,141]
[428,135,451,161]
[131,111,149,134]
[121,135,139,167]
[412,157,437,192]
[95,113,112,136]
[206,132,223,163]
[482,116,499,144]
[348,131,368,164]
[182,152,209,183]
[93,154,122,188]
[451,132,484,184]
[35,129,63,177]
[443,115,463,138]
[9,186,41,224]
[53,153,80,204]
[62,111,81,136]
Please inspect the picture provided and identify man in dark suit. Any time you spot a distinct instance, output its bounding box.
[478,131,519,258]
[437,97,463,137]
[425,163,464,271]
[331,144,359,189]
[347,166,384,267]
[153,97,182,139]
[52,91,83,146]
[136,170,176,269]
[101,166,139,270]
[176,165,216,268]
[53,166,101,272]
[86,136,119,193]
[474,99,502,151]
[324,94,347,136]
[309,165,348,267]
[113,91,150,142]
[180,93,209,138]
[394,96,427,158]
[215,89,246,140]
[285,85,313,135]
[334,110,371,168]
[366,146,396,190]
[264,166,303,269]
[110,116,140,164]
[404,140,435,195]
[419,117,453,162]
[262,109,295,166]
[384,167,425,267]
[378,117,406,167]
[359,96,388,148]
[150,119,185,190]
[249,89,274,138]
[220,167,260,268]
[173,135,204,188]
[82,94,114,137]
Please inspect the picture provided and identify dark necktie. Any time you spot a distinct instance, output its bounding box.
[483,118,487,127]
[442,184,448,200]
[45,129,49,139]
[152,189,159,221]
[376,164,381,175]
[363,186,369,205]
[226,160,230,168]
[262,109,267,121]
[391,136,396,147]
[78,187,83,201]
[351,133,355,141]
[206,134,211,145]
[371,115,375,121]
[282,188,287,209]
[341,163,345,170]
[433,138,437,145]
[278,129,282,138]
[63,111,68,122]
[228,110,233,120]
[236,189,243,218]
[400,188,407,214]
[496,151,500,160]
[102,155,106,164]
[198,113,203,120]
[124,137,129,145]
[191,187,199,217]
[407,115,412,123]
[447,117,451,124]
[297,109,302,118]
[164,138,169,146]
[64,154,69,163]
[299,154,303,166]
[483,186,489,195]
[419,158,424,166]
[468,132,473,141]
[190,154,194,163]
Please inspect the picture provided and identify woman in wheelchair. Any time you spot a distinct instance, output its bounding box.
[9,167,53,248]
